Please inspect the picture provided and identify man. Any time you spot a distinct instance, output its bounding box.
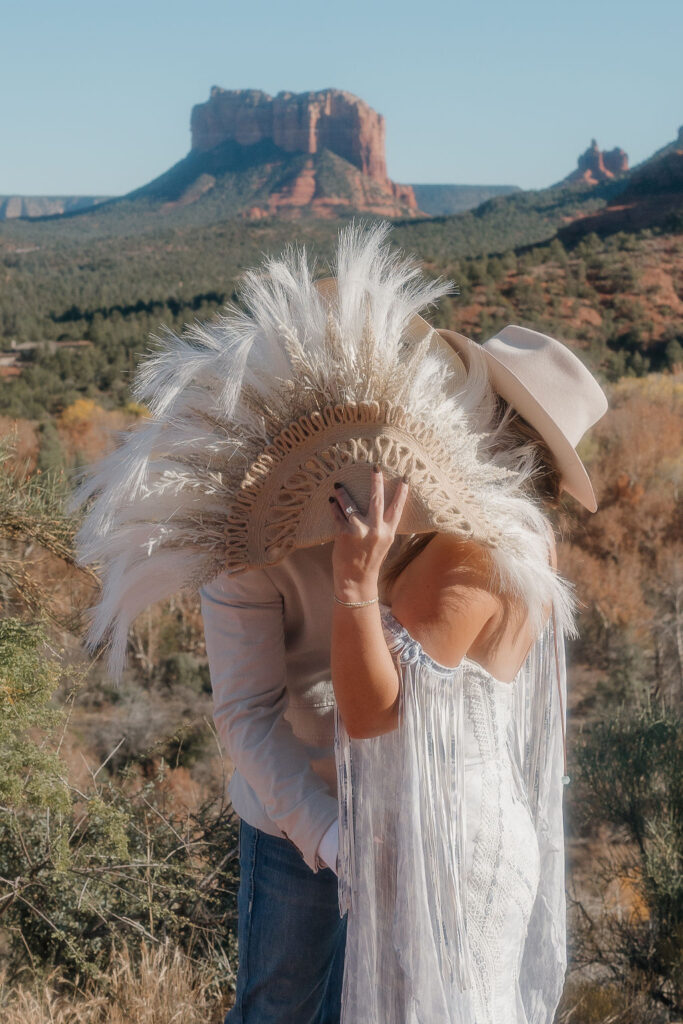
[200,539,345,1024]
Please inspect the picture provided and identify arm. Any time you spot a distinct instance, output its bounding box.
[200,568,337,871]
[329,479,499,740]
[328,468,406,740]
[331,598,402,739]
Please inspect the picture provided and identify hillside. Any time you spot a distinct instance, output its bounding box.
[410,183,521,215]
[0,194,111,220]
[125,144,422,221]
[558,149,683,243]
[1,213,680,418]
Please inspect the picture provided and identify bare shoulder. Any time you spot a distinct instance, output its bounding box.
[386,533,501,671]
[385,525,557,678]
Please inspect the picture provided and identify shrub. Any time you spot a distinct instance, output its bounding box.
[0,618,71,832]
[0,621,239,994]
[570,697,683,1013]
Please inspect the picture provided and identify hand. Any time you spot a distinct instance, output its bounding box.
[328,465,409,601]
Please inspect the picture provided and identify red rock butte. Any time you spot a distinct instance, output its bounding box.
[190,86,419,217]
[563,138,629,186]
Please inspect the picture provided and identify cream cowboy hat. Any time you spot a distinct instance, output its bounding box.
[434,325,608,513]
[318,277,608,514]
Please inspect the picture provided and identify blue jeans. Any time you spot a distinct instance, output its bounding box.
[226,818,347,1024]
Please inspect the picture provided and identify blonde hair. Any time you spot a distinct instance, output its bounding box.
[488,396,563,508]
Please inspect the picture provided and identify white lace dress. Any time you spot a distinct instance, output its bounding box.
[460,652,540,1022]
[335,601,568,1024]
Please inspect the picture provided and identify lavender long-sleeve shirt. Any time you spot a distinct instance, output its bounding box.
[199,540,339,871]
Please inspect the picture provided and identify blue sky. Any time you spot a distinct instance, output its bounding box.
[2,0,680,195]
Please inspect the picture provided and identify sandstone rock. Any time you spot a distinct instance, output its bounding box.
[191,87,389,185]
[562,138,629,185]
[241,152,421,221]
[190,86,420,219]
[603,146,629,177]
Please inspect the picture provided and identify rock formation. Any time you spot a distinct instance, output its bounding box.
[558,149,683,243]
[189,87,419,218]
[563,139,629,186]
[191,87,390,179]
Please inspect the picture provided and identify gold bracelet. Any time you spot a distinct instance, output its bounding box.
[333,594,379,607]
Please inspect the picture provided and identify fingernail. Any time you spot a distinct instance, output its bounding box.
[328,496,335,503]
[373,463,380,473]
[333,482,342,489]
[401,474,409,484]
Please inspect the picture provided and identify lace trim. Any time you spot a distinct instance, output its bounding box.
[379,602,520,690]
[465,678,541,1021]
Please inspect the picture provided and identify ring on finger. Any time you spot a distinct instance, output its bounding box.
[344,504,359,518]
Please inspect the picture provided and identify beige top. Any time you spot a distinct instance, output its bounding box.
[199,540,340,871]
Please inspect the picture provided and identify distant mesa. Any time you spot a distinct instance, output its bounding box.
[192,87,390,182]
[0,195,111,221]
[561,138,629,186]
[125,86,420,220]
[180,86,419,219]
[2,87,521,223]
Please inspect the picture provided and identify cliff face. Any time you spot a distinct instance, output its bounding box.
[563,138,629,185]
[191,87,390,182]
[185,87,421,219]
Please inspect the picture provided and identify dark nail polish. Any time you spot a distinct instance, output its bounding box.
[333,482,342,489]
[328,496,335,502]
[402,474,409,484]
[373,463,380,473]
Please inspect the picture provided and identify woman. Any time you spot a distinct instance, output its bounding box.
[326,331,607,1023]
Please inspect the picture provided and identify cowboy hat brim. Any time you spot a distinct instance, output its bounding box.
[434,328,599,512]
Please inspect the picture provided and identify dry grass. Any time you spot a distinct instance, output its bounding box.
[557,975,673,1024]
[0,943,233,1024]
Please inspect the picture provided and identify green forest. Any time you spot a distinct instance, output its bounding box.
[1,177,681,421]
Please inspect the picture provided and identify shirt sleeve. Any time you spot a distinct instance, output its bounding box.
[317,818,339,874]
[200,567,338,872]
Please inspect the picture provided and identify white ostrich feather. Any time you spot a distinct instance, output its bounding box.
[68,217,577,679]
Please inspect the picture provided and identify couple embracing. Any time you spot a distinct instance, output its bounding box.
[72,219,608,1024]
